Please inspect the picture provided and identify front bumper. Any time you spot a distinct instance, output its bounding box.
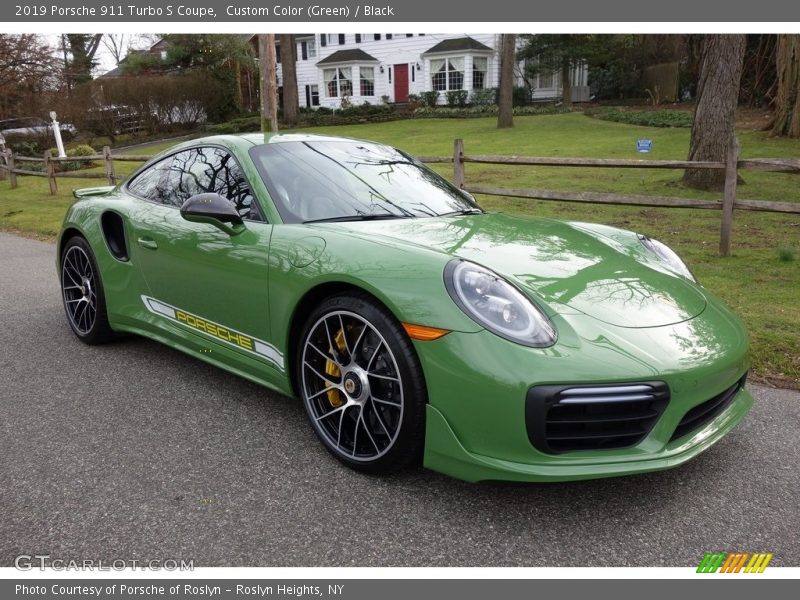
[418,302,752,482]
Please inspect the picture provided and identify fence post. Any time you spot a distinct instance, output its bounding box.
[453,138,465,189]
[5,150,17,189]
[719,136,739,257]
[103,145,116,185]
[45,150,57,196]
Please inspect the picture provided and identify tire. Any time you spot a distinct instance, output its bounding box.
[60,236,115,345]
[297,292,427,474]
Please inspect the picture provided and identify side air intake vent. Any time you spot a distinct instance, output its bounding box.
[101,211,129,261]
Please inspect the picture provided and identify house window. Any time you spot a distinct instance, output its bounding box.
[360,67,375,97]
[324,67,352,98]
[355,34,361,43]
[406,34,413,38]
[301,40,316,60]
[386,34,393,40]
[306,84,320,106]
[539,69,553,88]
[472,57,487,89]
[321,34,338,47]
[159,50,167,60]
[374,34,381,41]
[431,57,464,91]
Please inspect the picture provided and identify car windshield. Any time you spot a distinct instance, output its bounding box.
[249,140,482,223]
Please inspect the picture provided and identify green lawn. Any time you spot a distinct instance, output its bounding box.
[1,113,798,386]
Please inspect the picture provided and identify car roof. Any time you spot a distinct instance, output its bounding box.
[163,132,379,155]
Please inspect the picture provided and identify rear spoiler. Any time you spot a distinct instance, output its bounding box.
[73,186,116,199]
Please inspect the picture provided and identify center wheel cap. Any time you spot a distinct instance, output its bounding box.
[343,372,363,399]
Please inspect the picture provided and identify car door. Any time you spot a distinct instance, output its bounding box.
[127,146,279,370]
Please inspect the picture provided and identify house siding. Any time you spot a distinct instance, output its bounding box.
[274,34,588,108]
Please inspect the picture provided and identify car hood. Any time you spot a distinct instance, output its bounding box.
[323,213,706,328]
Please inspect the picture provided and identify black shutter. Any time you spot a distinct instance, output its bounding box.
[305,85,311,108]
[301,41,307,60]
[355,34,361,43]
[320,35,326,47]
[338,34,345,45]
[276,44,281,63]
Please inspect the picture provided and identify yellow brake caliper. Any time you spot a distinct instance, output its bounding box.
[325,328,348,407]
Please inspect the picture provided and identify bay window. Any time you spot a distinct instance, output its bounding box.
[360,67,375,97]
[472,57,488,89]
[431,57,464,92]
[324,67,352,98]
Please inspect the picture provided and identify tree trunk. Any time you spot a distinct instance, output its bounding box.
[258,34,279,133]
[770,34,800,138]
[497,34,516,129]
[561,59,573,108]
[280,34,299,128]
[683,35,746,190]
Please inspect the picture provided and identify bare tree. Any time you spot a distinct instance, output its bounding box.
[770,34,800,138]
[0,34,58,118]
[683,35,746,191]
[280,34,299,127]
[497,34,516,129]
[258,34,279,133]
[102,34,127,65]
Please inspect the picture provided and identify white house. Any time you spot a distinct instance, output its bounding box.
[272,34,589,108]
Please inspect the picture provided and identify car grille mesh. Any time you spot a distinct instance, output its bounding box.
[526,382,670,453]
[669,376,746,442]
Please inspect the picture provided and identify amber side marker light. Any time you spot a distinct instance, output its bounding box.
[402,323,450,341]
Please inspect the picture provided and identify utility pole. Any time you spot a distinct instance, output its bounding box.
[258,34,279,133]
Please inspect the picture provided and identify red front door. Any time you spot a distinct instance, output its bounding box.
[394,64,409,103]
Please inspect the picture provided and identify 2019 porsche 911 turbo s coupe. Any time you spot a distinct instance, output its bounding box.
[57,133,752,482]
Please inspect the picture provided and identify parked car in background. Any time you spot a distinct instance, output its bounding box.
[0,117,76,141]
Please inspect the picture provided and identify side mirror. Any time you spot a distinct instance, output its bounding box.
[180,193,245,236]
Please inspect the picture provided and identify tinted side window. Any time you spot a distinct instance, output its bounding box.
[127,155,175,204]
[168,147,261,220]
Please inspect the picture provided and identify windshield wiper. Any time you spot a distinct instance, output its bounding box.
[438,208,484,217]
[302,214,413,224]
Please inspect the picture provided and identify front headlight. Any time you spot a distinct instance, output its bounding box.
[444,260,556,347]
[638,235,696,282]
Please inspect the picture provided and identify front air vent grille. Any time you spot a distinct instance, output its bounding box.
[669,376,746,442]
[526,382,670,453]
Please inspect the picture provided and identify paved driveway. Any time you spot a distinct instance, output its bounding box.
[1,232,798,567]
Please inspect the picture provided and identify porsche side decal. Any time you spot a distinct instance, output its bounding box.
[141,295,284,370]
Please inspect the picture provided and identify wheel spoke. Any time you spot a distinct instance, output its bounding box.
[372,396,401,407]
[366,340,383,371]
[368,397,392,438]
[359,411,381,454]
[368,372,400,383]
[338,314,352,362]
[303,360,341,385]
[307,341,339,367]
[315,403,348,423]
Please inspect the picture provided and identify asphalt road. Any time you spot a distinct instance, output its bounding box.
[1,232,798,567]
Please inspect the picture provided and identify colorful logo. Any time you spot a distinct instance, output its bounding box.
[697,552,773,573]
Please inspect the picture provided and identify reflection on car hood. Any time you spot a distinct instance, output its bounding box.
[325,212,707,328]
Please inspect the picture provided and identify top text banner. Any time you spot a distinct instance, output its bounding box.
[4,0,800,23]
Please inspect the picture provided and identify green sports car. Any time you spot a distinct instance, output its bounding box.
[57,133,752,482]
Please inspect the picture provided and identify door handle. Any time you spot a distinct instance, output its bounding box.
[137,237,158,250]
